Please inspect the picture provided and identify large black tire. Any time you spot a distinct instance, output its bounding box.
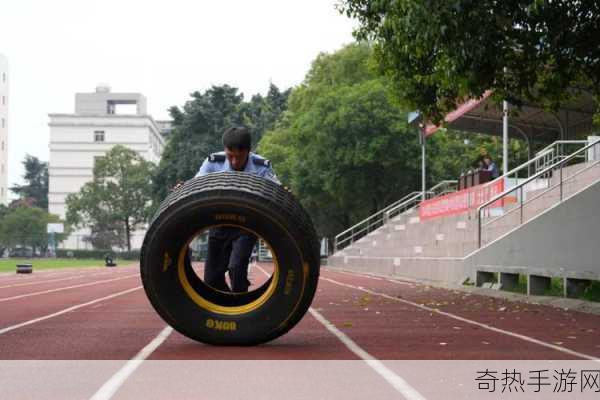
[140,172,320,345]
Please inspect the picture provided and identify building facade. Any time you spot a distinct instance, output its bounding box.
[0,54,8,205]
[49,85,171,250]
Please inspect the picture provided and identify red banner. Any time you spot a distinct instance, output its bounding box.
[419,179,505,220]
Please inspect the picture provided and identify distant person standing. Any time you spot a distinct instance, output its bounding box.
[483,155,500,179]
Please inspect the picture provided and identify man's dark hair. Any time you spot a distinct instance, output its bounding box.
[222,126,251,150]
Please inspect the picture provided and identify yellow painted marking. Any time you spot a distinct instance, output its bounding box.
[177,223,279,315]
[206,318,237,331]
[284,270,296,295]
[163,252,172,272]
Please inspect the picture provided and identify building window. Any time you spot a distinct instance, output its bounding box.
[1,96,4,105]
[94,130,105,142]
[2,73,5,83]
[1,118,4,128]
[1,141,3,151]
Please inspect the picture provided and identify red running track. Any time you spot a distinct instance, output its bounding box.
[1,263,599,399]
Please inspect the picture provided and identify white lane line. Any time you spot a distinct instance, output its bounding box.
[329,268,415,285]
[0,266,134,284]
[309,308,426,400]
[0,286,142,335]
[0,274,139,302]
[0,271,114,289]
[255,265,426,400]
[320,276,600,361]
[89,326,173,400]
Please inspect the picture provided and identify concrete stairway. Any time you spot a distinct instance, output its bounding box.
[329,160,600,284]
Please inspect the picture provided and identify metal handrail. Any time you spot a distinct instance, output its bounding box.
[534,140,588,174]
[427,180,458,197]
[535,140,588,157]
[477,139,600,247]
[383,191,424,223]
[333,182,462,252]
[333,191,424,251]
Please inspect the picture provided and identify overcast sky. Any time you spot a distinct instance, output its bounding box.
[1,0,356,196]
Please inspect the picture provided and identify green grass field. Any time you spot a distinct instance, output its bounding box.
[0,258,116,273]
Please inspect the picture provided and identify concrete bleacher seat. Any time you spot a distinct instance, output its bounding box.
[329,158,600,290]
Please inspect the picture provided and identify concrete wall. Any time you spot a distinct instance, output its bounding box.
[48,108,165,250]
[75,91,147,115]
[465,180,600,280]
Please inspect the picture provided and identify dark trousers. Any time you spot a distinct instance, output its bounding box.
[204,227,257,293]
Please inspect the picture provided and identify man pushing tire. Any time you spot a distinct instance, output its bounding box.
[140,126,320,345]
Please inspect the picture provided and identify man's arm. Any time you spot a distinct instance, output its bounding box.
[260,165,281,185]
[195,157,212,178]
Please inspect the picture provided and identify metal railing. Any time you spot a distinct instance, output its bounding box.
[478,139,600,247]
[534,140,588,173]
[383,191,424,224]
[427,180,458,198]
[334,191,422,252]
[333,181,459,252]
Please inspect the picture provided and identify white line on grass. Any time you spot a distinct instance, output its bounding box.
[320,276,600,361]
[89,326,173,400]
[255,265,427,400]
[0,286,142,335]
[0,274,139,302]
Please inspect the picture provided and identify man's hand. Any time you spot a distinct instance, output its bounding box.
[170,180,185,192]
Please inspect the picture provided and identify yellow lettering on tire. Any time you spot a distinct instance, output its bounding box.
[206,319,237,331]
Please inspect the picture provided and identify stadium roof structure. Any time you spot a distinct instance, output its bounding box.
[424,89,597,145]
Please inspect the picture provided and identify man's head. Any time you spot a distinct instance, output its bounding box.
[483,155,493,166]
[222,126,251,171]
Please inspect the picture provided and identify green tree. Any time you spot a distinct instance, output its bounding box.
[339,1,600,123]
[10,155,49,209]
[0,207,63,256]
[152,84,290,202]
[259,43,421,237]
[0,204,9,256]
[428,130,530,184]
[66,145,154,251]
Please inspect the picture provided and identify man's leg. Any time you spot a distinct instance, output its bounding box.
[203,228,232,292]
[228,233,257,293]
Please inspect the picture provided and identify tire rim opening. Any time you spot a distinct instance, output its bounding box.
[178,225,279,313]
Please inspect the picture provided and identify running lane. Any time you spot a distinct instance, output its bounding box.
[317,268,600,360]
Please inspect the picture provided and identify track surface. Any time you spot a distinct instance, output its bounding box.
[1,263,599,399]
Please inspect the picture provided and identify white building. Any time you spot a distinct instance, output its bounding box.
[0,54,8,205]
[49,85,171,250]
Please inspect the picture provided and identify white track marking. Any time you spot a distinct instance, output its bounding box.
[321,276,600,361]
[309,308,427,400]
[255,265,426,400]
[89,326,173,400]
[0,274,139,302]
[0,266,135,284]
[0,286,142,335]
[330,269,413,285]
[0,271,115,289]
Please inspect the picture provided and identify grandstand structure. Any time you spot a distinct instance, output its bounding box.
[329,92,600,300]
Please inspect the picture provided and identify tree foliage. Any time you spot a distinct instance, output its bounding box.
[259,43,422,237]
[10,154,49,210]
[339,1,600,123]
[152,84,290,202]
[66,145,154,251]
[0,206,63,256]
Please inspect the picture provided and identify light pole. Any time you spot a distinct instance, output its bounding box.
[408,111,426,201]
